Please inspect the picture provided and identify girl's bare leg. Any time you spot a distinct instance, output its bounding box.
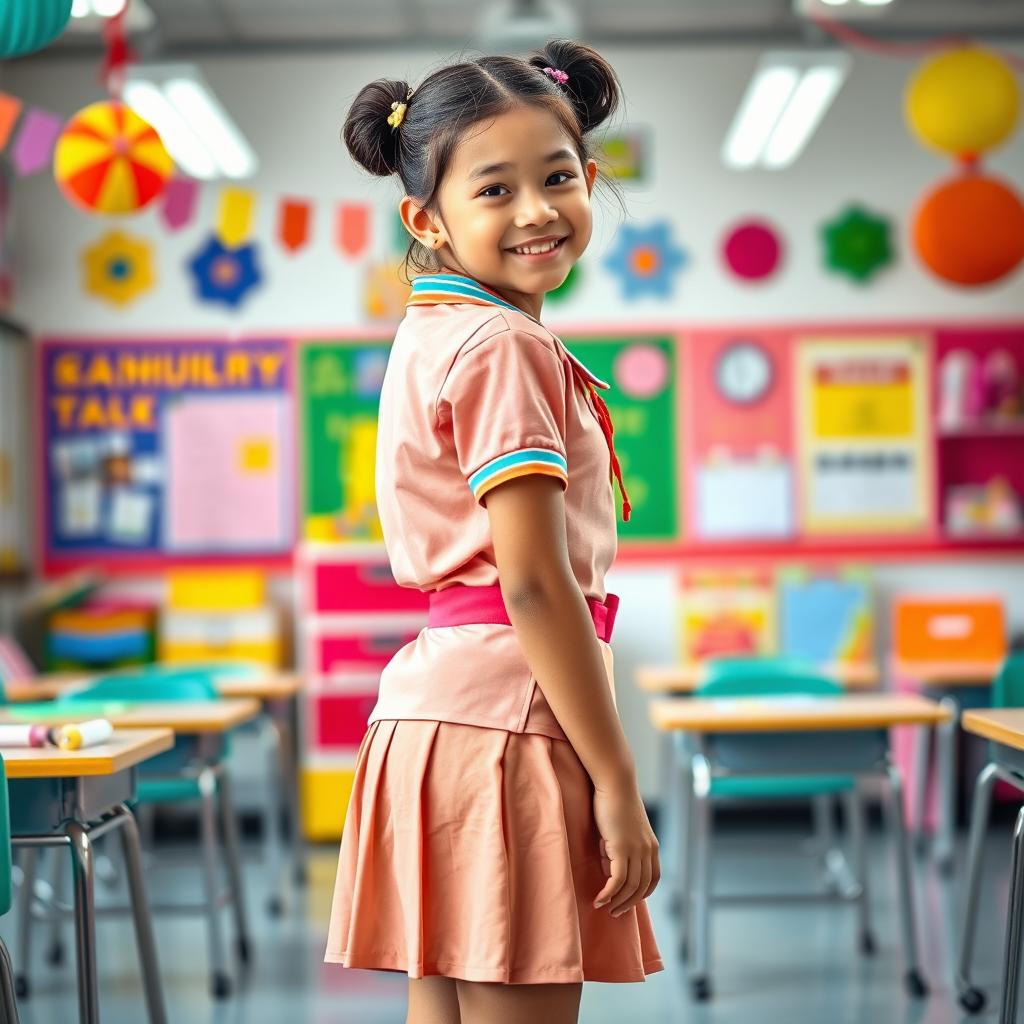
[407,976,461,1024]
[456,980,582,1024]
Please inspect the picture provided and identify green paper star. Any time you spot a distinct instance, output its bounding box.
[821,205,895,283]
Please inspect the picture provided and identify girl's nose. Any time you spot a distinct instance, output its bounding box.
[514,193,558,228]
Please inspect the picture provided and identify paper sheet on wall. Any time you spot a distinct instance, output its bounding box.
[695,458,793,538]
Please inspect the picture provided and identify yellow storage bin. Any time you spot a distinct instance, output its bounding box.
[168,569,267,612]
[301,766,356,841]
[159,608,282,667]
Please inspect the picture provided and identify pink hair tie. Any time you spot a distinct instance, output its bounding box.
[543,66,569,86]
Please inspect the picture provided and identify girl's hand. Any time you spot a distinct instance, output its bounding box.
[592,783,660,918]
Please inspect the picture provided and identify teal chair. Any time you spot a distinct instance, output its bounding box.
[18,672,250,1000]
[675,656,874,1000]
[957,651,1024,1014]
[0,756,22,1023]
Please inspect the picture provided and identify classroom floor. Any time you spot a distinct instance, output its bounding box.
[3,813,1016,1024]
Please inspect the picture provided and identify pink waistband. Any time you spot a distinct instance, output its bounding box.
[428,584,619,643]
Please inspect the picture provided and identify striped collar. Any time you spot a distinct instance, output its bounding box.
[408,273,609,390]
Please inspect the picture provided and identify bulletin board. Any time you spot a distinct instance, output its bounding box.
[563,335,680,542]
[296,338,390,544]
[40,338,295,573]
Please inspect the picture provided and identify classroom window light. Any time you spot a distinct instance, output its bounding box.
[722,51,851,170]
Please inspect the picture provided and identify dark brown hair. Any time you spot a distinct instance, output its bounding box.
[342,40,622,275]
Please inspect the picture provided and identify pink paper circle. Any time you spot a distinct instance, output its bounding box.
[722,220,782,281]
[614,343,669,399]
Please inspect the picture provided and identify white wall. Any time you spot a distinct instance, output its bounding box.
[7,44,1024,797]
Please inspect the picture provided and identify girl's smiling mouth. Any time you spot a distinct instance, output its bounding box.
[506,235,567,259]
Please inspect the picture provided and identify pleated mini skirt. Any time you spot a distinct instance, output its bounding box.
[324,718,664,984]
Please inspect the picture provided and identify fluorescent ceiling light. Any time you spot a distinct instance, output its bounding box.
[124,65,258,181]
[92,0,127,14]
[722,52,850,170]
[71,0,91,16]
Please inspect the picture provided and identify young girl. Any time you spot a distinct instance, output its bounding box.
[325,40,663,1024]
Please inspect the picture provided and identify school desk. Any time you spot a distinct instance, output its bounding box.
[5,699,259,1001]
[957,709,1024,1023]
[890,656,1003,872]
[4,728,173,1024]
[649,692,950,1002]
[6,671,305,911]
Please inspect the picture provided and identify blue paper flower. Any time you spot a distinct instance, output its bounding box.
[604,221,687,300]
[188,235,262,308]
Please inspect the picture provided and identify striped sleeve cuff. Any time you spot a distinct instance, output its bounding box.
[468,447,569,503]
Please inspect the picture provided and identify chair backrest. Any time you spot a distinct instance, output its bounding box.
[700,656,842,698]
[993,652,1024,708]
[61,671,218,704]
[0,755,11,917]
[135,662,257,683]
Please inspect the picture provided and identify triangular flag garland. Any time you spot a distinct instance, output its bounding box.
[0,94,24,152]
[216,186,256,248]
[10,107,62,176]
[159,177,200,232]
[278,198,311,253]
[336,202,371,259]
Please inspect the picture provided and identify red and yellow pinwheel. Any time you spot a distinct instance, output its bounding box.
[54,100,174,215]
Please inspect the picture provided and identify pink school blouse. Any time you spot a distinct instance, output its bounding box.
[369,273,621,740]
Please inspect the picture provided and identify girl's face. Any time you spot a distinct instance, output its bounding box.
[403,104,598,315]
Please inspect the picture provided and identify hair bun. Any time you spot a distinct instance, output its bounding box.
[342,78,412,177]
[529,39,620,133]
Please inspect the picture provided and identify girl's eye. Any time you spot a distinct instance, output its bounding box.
[479,184,509,198]
[547,171,574,186]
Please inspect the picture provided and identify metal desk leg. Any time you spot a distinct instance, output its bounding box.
[216,769,252,969]
[958,762,999,1014]
[66,822,99,1024]
[13,849,36,999]
[657,730,678,905]
[198,767,231,999]
[845,787,875,955]
[935,695,960,873]
[113,806,167,1024]
[688,753,712,1002]
[256,712,287,916]
[912,722,932,853]
[999,806,1024,1024]
[885,763,928,998]
[277,696,306,887]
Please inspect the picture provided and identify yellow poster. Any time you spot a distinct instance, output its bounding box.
[796,336,932,534]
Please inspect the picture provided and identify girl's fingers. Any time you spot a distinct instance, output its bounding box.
[617,859,653,916]
[642,854,661,900]
[594,857,627,908]
[607,858,642,915]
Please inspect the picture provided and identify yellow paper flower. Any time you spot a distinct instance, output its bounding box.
[83,230,156,306]
[387,100,407,129]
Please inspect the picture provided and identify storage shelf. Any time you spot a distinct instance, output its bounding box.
[938,421,1024,439]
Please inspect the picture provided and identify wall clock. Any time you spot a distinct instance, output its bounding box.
[714,340,773,405]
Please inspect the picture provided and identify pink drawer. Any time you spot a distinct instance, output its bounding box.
[313,628,420,674]
[312,561,429,615]
[310,690,378,749]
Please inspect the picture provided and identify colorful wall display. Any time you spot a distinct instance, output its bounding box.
[778,566,873,666]
[82,230,155,306]
[603,221,688,300]
[298,339,390,543]
[41,338,294,571]
[678,569,776,663]
[795,336,932,534]
[565,335,680,542]
[821,204,894,283]
[596,129,649,182]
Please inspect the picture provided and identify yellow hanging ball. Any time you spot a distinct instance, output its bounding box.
[905,47,1019,158]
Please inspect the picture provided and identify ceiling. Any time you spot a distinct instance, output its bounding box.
[49,0,1024,56]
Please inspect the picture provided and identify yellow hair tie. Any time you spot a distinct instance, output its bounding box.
[387,89,414,130]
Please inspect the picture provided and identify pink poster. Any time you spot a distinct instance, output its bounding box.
[164,394,292,551]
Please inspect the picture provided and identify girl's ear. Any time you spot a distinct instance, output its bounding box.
[584,158,598,197]
[399,196,446,250]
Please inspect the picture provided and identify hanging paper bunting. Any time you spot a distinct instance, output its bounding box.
[10,108,62,176]
[337,202,371,258]
[54,101,174,214]
[159,177,200,232]
[278,198,311,253]
[603,220,688,300]
[188,234,262,309]
[821,204,894,284]
[0,94,23,151]
[722,219,783,282]
[216,186,256,248]
[82,230,155,307]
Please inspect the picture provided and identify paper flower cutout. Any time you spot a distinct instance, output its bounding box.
[604,221,687,300]
[722,219,783,282]
[188,235,262,308]
[821,205,895,283]
[83,230,155,306]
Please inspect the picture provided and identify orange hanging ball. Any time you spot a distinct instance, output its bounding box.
[913,172,1024,286]
[54,100,175,215]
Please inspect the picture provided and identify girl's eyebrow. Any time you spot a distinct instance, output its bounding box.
[468,147,577,181]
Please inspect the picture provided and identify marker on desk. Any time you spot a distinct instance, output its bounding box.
[54,719,114,751]
[0,724,52,747]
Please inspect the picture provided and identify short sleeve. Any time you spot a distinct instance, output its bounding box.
[439,330,568,505]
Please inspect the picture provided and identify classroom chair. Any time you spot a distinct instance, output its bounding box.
[17,673,251,1000]
[675,659,879,1001]
[0,756,22,1024]
[957,651,1024,1015]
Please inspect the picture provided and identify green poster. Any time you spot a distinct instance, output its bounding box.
[298,340,391,543]
[563,335,680,543]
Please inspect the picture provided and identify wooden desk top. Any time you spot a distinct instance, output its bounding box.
[649,693,950,734]
[636,661,879,694]
[0,699,261,733]
[1,728,174,779]
[5,671,301,703]
[890,658,1002,686]
[962,709,1024,752]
